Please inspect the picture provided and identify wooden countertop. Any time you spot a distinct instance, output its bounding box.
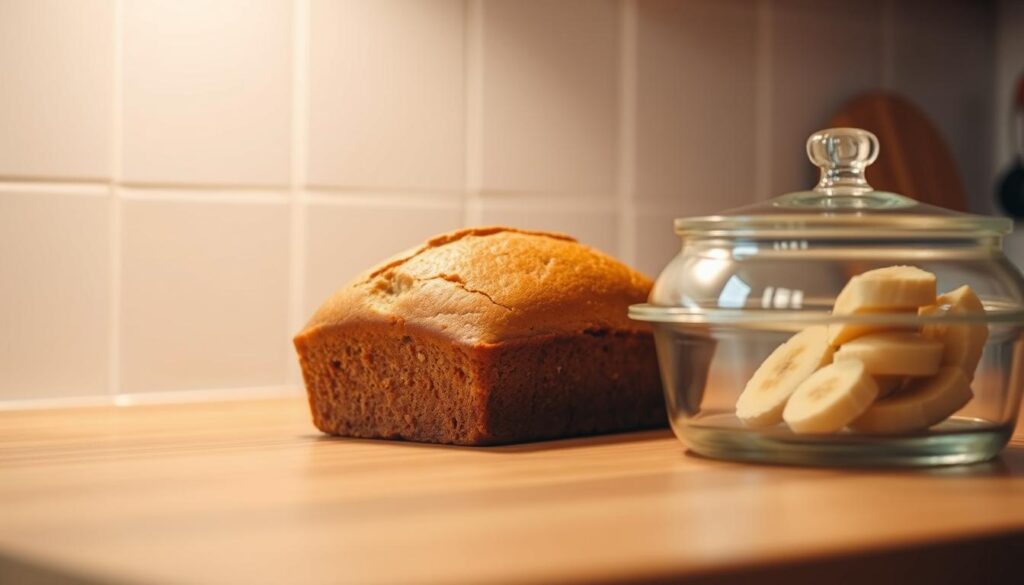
[1,397,1023,585]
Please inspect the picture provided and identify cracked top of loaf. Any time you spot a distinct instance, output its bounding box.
[297,226,653,346]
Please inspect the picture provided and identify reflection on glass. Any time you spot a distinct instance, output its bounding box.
[692,248,731,285]
[761,286,805,309]
[773,240,809,251]
[718,275,751,309]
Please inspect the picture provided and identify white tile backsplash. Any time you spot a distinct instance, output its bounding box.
[0,188,110,399]
[307,0,465,191]
[770,0,885,196]
[479,0,620,196]
[0,0,1012,402]
[476,196,619,255]
[892,0,996,213]
[634,0,757,209]
[995,0,1024,181]
[120,196,290,392]
[0,0,113,180]
[1002,229,1024,270]
[633,208,681,280]
[121,0,292,186]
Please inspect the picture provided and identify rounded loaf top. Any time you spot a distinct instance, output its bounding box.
[299,226,653,345]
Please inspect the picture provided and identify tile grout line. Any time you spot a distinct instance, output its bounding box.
[305,191,482,209]
[616,0,637,266]
[118,189,289,203]
[0,178,621,205]
[0,182,109,196]
[753,0,773,201]
[993,2,1014,185]
[989,2,1012,216]
[881,0,895,91]
[108,0,125,398]
[463,0,483,227]
[287,0,311,388]
[992,6,1003,185]
[0,385,298,412]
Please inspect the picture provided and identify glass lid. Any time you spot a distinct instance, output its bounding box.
[631,127,1024,325]
[676,128,1012,239]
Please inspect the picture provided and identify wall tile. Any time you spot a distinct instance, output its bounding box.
[476,196,619,256]
[0,0,113,179]
[770,0,884,196]
[302,198,463,317]
[0,189,109,399]
[893,0,996,213]
[307,0,465,191]
[633,208,680,279]
[632,194,723,279]
[1003,230,1024,271]
[122,0,292,186]
[995,0,1024,178]
[635,0,757,211]
[480,0,619,195]
[120,197,290,392]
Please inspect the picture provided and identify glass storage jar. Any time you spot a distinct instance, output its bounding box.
[630,128,1024,467]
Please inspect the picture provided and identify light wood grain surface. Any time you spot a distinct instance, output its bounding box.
[1,397,1023,585]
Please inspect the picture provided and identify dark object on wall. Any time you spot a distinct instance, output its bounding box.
[997,75,1024,218]
[829,91,968,212]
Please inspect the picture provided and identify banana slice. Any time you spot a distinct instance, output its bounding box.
[833,265,937,309]
[736,327,834,427]
[828,266,936,345]
[919,285,989,380]
[851,366,973,433]
[827,309,918,347]
[875,375,905,398]
[833,331,944,376]
[782,360,879,434]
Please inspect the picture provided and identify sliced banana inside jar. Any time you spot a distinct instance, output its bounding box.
[874,375,905,398]
[851,367,973,434]
[782,361,879,434]
[919,285,989,381]
[735,326,834,427]
[737,266,987,434]
[833,331,944,377]
[828,265,936,346]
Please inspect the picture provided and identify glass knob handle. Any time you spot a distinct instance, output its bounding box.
[806,128,879,195]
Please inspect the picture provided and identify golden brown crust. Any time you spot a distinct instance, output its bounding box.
[297,226,653,346]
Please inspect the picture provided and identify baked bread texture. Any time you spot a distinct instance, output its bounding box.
[294,227,665,445]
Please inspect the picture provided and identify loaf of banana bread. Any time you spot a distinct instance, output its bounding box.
[293,227,664,445]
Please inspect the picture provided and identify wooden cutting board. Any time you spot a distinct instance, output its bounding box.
[829,91,969,211]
